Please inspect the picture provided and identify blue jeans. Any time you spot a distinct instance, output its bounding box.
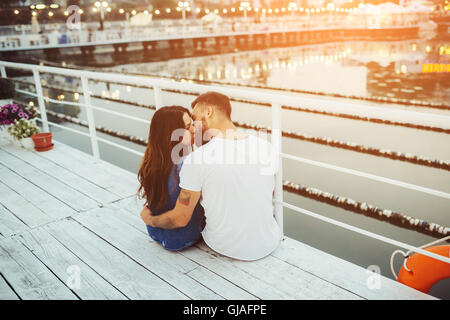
[147,227,203,252]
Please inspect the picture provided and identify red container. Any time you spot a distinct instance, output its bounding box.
[31,132,53,149]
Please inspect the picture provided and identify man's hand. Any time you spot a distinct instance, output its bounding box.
[139,189,201,230]
[140,206,154,227]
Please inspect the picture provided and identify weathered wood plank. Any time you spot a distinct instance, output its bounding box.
[0,201,28,238]
[180,245,294,299]
[0,237,77,300]
[271,237,436,300]
[81,201,275,300]
[2,145,120,205]
[0,164,75,221]
[43,218,188,300]
[73,207,223,300]
[15,227,128,300]
[0,148,100,212]
[0,141,436,300]
[112,195,146,216]
[185,266,259,300]
[0,274,19,300]
[103,199,148,233]
[196,242,362,300]
[0,178,56,227]
[36,141,138,197]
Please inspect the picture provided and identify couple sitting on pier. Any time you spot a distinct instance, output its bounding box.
[138,92,282,261]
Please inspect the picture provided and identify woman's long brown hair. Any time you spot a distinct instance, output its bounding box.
[137,106,191,210]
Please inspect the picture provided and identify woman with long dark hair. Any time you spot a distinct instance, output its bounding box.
[137,106,205,251]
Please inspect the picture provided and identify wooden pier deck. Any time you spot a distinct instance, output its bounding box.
[0,139,435,300]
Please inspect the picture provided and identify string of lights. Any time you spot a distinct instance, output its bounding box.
[4,2,370,18]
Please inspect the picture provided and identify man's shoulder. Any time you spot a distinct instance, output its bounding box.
[183,140,216,165]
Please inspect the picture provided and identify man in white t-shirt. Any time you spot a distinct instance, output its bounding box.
[140,92,282,261]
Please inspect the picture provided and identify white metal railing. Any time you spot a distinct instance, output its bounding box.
[1,60,449,267]
[0,13,426,51]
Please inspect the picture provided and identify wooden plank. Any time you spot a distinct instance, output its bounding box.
[0,274,19,300]
[104,199,265,300]
[0,201,29,238]
[0,148,100,212]
[43,218,188,300]
[103,198,148,233]
[73,207,223,300]
[0,237,77,300]
[0,178,56,227]
[271,237,436,300]
[2,145,120,205]
[179,245,295,299]
[0,164,75,221]
[185,266,259,300]
[196,242,362,300]
[36,141,139,197]
[15,228,128,300]
[112,195,146,216]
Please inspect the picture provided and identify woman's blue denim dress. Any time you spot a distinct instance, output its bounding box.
[146,159,206,251]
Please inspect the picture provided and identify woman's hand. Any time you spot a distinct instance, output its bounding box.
[140,206,154,227]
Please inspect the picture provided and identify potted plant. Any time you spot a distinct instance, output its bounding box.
[0,103,37,144]
[31,132,53,151]
[0,78,15,106]
[7,118,40,150]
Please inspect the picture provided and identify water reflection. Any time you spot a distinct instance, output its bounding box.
[113,39,450,106]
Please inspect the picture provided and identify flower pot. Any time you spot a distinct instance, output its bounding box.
[21,137,34,150]
[31,132,53,149]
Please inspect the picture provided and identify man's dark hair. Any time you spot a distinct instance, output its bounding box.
[191,91,232,119]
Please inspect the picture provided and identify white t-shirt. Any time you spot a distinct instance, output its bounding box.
[179,133,282,261]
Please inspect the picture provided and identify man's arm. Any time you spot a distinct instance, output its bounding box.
[140,189,201,229]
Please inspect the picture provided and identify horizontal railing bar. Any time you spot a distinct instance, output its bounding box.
[21,92,450,191]
[16,79,450,135]
[13,77,450,146]
[79,102,151,125]
[3,61,450,128]
[16,89,152,125]
[16,89,38,97]
[282,153,450,199]
[36,117,145,157]
[35,118,91,138]
[280,201,450,264]
[94,136,145,157]
[40,59,450,111]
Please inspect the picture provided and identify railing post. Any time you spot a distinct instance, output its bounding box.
[80,75,100,159]
[271,102,284,236]
[0,65,6,78]
[32,70,50,133]
[153,85,163,109]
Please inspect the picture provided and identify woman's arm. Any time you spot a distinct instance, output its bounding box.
[140,189,201,229]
